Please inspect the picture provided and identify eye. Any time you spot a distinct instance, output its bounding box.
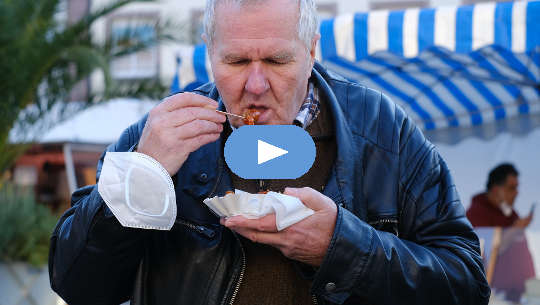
[265,59,287,65]
[228,59,249,65]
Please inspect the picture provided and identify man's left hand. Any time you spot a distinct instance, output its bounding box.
[220,187,338,266]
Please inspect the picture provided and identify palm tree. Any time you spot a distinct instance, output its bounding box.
[0,0,173,176]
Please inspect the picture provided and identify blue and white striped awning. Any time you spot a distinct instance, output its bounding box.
[319,0,540,134]
[172,0,540,140]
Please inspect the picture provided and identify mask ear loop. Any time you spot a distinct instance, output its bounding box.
[125,165,170,217]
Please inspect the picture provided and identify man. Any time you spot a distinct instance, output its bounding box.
[467,164,535,302]
[49,0,490,304]
[467,163,534,228]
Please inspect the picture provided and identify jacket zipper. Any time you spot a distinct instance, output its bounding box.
[174,218,216,239]
[368,218,399,237]
[368,218,398,225]
[229,232,246,305]
[312,294,319,305]
[219,231,246,305]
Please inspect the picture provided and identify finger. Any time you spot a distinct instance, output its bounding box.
[158,92,219,112]
[223,214,278,233]
[184,132,221,152]
[167,107,226,127]
[232,227,284,246]
[177,119,223,140]
[283,187,331,211]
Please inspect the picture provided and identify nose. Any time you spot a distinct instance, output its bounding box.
[245,62,269,95]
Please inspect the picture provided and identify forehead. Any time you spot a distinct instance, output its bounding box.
[213,0,300,49]
[504,175,518,187]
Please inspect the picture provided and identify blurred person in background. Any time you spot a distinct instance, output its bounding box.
[467,163,534,228]
[467,163,536,302]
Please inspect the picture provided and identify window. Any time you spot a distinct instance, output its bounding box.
[370,0,429,10]
[109,14,159,79]
[317,2,338,19]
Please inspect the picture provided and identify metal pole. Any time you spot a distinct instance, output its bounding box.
[63,143,77,194]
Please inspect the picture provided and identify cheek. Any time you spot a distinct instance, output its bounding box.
[273,64,309,100]
[214,68,245,104]
[273,66,308,96]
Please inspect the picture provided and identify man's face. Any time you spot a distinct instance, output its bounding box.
[207,0,318,127]
[501,175,519,206]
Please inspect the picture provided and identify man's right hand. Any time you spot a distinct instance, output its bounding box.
[136,93,226,176]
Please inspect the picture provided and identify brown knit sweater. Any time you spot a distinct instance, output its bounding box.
[227,97,336,305]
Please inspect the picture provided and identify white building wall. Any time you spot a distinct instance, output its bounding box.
[90,0,206,92]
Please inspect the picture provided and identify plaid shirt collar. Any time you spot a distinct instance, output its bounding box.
[293,80,320,129]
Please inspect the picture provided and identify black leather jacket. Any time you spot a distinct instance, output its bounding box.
[49,63,490,305]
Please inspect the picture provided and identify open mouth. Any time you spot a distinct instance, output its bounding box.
[243,105,270,124]
[246,105,268,112]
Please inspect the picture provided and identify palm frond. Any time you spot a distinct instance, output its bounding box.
[0,0,175,175]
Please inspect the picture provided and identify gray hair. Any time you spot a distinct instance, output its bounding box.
[203,0,319,50]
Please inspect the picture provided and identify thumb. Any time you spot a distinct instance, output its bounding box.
[283,187,332,211]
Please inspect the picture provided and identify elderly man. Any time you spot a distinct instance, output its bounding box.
[49,0,490,304]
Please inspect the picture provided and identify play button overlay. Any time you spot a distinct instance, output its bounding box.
[225,125,315,179]
[258,140,288,164]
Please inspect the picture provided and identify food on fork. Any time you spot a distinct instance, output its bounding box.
[243,109,261,125]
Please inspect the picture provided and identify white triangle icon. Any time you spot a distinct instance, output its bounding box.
[258,140,288,165]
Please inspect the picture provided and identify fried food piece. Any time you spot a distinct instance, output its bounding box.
[243,109,261,125]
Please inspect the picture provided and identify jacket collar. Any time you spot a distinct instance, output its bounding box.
[185,63,356,211]
[311,63,355,210]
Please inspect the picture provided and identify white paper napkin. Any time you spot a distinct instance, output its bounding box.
[203,189,314,230]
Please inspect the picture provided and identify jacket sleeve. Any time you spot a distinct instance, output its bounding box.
[310,109,490,304]
[49,117,149,305]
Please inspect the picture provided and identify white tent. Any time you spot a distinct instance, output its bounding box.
[40,98,157,144]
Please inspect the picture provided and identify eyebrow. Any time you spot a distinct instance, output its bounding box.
[223,54,246,62]
[268,52,295,61]
[222,51,295,62]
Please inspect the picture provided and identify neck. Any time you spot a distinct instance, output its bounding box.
[486,191,501,208]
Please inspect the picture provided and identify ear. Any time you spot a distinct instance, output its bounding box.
[305,34,320,78]
[202,33,215,58]
[309,33,321,65]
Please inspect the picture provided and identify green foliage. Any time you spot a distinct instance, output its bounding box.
[0,183,58,266]
[0,0,174,174]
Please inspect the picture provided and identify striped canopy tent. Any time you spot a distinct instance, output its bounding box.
[172,0,540,143]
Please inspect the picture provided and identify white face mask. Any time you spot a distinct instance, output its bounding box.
[499,202,513,217]
[98,152,177,230]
